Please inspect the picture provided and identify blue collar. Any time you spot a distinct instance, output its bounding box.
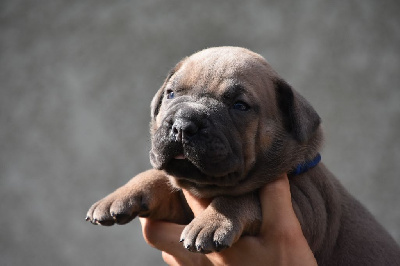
[289,153,321,177]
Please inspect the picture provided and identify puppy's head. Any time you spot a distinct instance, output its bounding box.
[150,47,322,197]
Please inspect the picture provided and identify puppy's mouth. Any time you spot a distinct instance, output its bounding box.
[161,150,243,189]
[174,154,186,160]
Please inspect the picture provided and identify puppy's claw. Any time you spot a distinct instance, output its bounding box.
[110,212,136,225]
[214,241,229,252]
[97,220,115,226]
[184,243,194,252]
[85,216,90,221]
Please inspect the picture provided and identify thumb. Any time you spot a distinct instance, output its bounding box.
[259,173,302,235]
[182,189,212,217]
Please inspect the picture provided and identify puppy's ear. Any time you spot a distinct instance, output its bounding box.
[150,83,166,120]
[150,59,185,120]
[275,79,321,143]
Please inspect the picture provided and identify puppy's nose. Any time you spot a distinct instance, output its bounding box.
[171,118,199,142]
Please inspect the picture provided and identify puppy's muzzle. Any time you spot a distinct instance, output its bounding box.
[171,118,200,142]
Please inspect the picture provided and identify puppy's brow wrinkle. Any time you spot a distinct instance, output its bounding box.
[222,84,247,99]
[175,87,191,93]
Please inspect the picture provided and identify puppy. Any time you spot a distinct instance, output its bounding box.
[86,47,400,265]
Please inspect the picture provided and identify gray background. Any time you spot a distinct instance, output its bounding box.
[1,0,399,265]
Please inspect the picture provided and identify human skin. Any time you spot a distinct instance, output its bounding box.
[139,174,317,266]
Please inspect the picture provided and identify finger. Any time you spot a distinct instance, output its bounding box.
[259,173,301,234]
[207,236,266,265]
[140,218,213,265]
[258,175,318,265]
[139,218,188,255]
[162,251,212,266]
[182,190,212,217]
[162,252,182,266]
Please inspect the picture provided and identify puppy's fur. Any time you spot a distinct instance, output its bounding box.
[87,47,400,265]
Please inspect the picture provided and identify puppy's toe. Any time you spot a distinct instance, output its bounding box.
[91,201,115,226]
[86,194,119,226]
[181,222,202,252]
[181,216,237,253]
[86,202,98,223]
[86,190,151,226]
[195,228,219,253]
[109,198,140,225]
[212,226,236,251]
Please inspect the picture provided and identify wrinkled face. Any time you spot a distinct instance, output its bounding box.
[149,47,282,197]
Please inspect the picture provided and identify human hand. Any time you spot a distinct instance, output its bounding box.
[139,174,317,266]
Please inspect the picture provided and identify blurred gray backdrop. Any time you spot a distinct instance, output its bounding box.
[1,0,399,265]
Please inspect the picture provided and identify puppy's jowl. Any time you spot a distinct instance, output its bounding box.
[86,47,400,265]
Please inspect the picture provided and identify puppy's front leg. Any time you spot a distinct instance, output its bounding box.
[180,193,261,253]
[86,169,192,226]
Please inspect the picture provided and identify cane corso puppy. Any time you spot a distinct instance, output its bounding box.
[86,47,400,265]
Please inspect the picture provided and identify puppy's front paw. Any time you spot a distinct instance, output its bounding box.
[180,212,240,253]
[86,190,149,226]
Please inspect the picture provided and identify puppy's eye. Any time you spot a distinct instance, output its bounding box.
[166,90,175,99]
[233,101,250,111]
